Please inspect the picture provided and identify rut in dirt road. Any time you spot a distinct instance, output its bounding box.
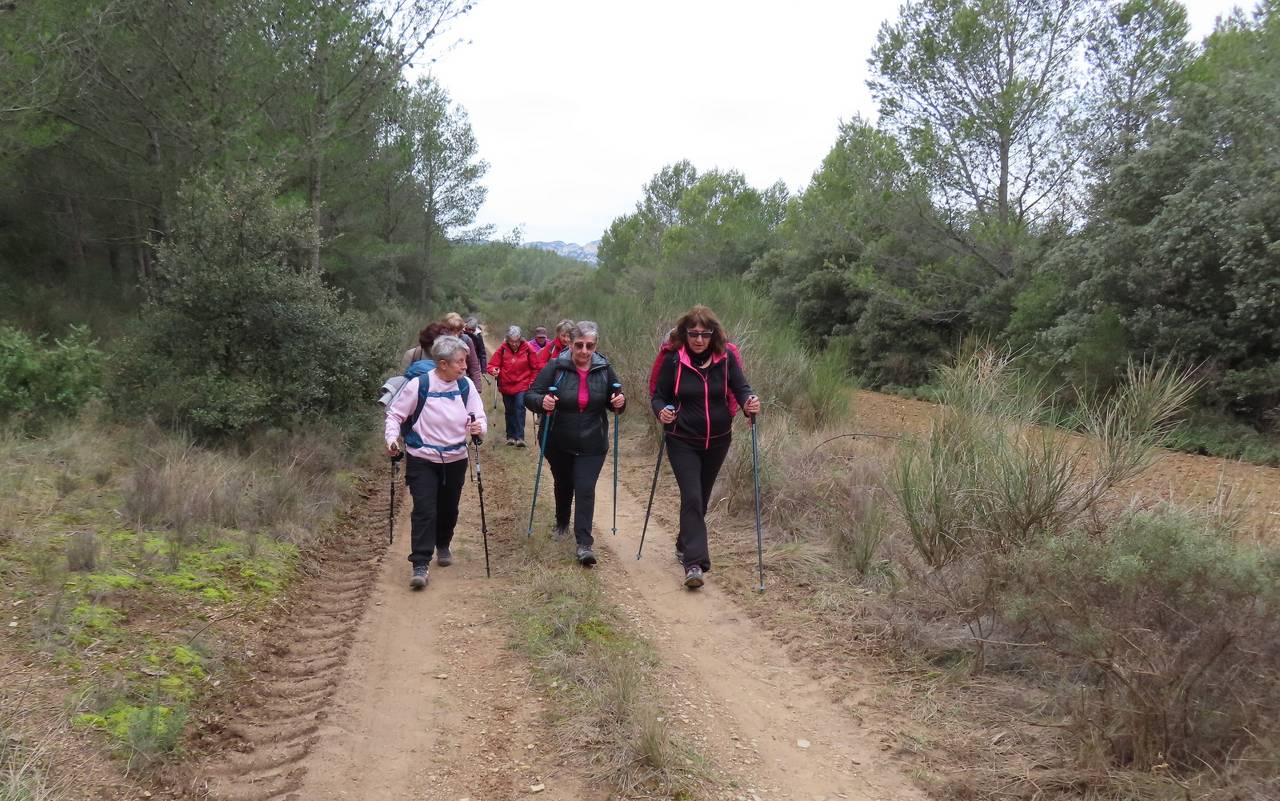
[588,456,926,801]
[185,446,597,801]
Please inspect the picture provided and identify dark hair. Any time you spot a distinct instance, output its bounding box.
[418,322,450,351]
[673,305,726,355]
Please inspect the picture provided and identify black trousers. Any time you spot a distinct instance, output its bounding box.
[543,445,606,549]
[404,455,469,567]
[664,435,732,571]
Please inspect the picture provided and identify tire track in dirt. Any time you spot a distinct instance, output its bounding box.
[593,457,925,801]
[179,440,598,801]
[178,482,390,801]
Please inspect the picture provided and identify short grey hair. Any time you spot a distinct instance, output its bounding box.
[431,335,470,362]
[571,320,599,341]
[554,319,575,335]
[465,316,479,328]
[507,325,522,339]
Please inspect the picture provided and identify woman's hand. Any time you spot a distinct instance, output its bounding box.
[610,392,625,410]
[488,366,499,376]
[467,419,483,436]
[658,406,676,425]
[744,395,761,417]
[542,394,558,412]
[386,442,401,458]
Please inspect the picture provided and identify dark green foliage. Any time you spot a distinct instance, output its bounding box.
[0,324,104,426]
[110,173,385,439]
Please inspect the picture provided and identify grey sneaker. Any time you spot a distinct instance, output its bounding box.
[410,565,428,590]
[436,548,453,567]
[505,438,515,446]
[683,565,704,589]
[516,440,527,448]
[576,546,597,567]
[552,525,568,540]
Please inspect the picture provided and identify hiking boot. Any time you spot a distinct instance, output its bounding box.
[409,565,428,590]
[515,439,527,448]
[505,438,515,446]
[552,525,568,540]
[436,548,453,567]
[683,565,704,589]
[576,546,597,567]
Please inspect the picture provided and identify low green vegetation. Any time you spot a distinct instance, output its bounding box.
[0,416,354,772]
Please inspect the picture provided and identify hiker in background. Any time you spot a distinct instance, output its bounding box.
[400,322,450,372]
[488,325,540,447]
[536,318,574,367]
[525,321,626,567]
[530,326,550,352]
[651,305,760,589]
[443,312,484,386]
[464,316,488,371]
[385,335,486,589]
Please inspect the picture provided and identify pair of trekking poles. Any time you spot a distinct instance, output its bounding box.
[388,412,492,578]
[635,402,765,592]
[525,384,625,538]
[524,387,766,592]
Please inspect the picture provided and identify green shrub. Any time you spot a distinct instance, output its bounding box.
[110,172,387,440]
[1004,508,1280,772]
[0,324,103,426]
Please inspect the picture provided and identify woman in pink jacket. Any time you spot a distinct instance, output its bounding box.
[385,336,487,589]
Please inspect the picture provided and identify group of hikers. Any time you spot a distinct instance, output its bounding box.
[382,305,760,592]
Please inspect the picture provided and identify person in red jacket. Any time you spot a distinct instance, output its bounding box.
[536,319,574,367]
[488,325,541,446]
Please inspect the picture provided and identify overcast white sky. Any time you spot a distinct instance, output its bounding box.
[421,0,1246,245]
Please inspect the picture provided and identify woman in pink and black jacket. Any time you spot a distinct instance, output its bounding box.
[650,305,760,589]
[385,335,487,590]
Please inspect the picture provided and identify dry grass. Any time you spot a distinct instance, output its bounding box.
[506,542,708,797]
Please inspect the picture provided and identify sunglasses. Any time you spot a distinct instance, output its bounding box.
[686,330,713,340]
[572,341,597,351]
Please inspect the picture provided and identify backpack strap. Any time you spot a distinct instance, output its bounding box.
[403,375,472,449]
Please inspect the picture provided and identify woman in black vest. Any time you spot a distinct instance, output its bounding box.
[526,321,626,566]
[651,305,760,588]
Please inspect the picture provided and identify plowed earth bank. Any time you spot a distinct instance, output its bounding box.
[168,389,1277,801]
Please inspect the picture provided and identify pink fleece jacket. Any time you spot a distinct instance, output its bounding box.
[384,370,488,463]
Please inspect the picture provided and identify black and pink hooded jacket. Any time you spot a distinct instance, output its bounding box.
[650,346,753,449]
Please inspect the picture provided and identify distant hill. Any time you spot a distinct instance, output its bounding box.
[524,240,600,266]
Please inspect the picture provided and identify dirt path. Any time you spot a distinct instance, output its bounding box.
[593,466,924,801]
[187,457,594,801]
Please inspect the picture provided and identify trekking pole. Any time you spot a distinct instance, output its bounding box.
[748,400,765,592]
[526,386,559,537]
[388,453,402,545]
[490,375,498,413]
[636,406,674,560]
[610,382,621,536]
[469,413,491,578]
